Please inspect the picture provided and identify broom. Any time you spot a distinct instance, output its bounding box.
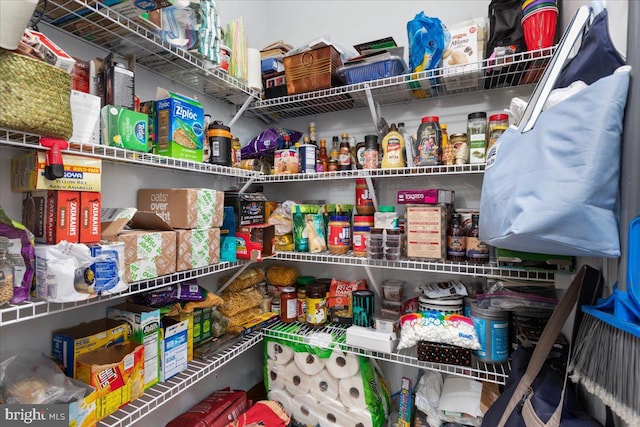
[569,216,640,425]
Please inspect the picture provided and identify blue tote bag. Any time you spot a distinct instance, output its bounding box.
[479,7,630,258]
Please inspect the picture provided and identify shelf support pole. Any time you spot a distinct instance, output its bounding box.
[364,85,379,130]
[363,264,381,300]
[229,94,258,128]
[238,177,256,194]
[365,175,378,212]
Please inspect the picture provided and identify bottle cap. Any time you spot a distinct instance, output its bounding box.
[297,276,316,286]
[468,112,487,120]
[489,113,509,122]
[421,116,439,123]
[378,205,395,212]
[364,134,378,149]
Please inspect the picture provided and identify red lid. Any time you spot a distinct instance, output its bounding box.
[489,113,509,121]
[421,116,439,123]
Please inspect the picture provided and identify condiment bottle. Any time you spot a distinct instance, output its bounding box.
[280,287,297,322]
[363,134,379,169]
[329,136,340,162]
[440,124,449,165]
[397,122,409,167]
[317,138,329,172]
[381,123,405,169]
[355,178,375,215]
[309,121,317,146]
[338,133,352,170]
[231,136,241,167]
[447,213,467,262]
[296,276,315,322]
[415,116,441,166]
[466,213,489,264]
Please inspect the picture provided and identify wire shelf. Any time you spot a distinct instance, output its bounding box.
[263,322,510,385]
[0,261,248,327]
[0,129,261,178]
[247,46,555,121]
[274,252,555,282]
[98,332,263,427]
[42,0,259,104]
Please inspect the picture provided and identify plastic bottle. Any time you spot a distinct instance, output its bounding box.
[329,136,340,162]
[338,133,352,171]
[208,121,232,165]
[381,123,405,169]
[397,122,409,167]
[415,116,441,166]
[317,138,329,172]
[309,121,317,146]
[466,213,489,264]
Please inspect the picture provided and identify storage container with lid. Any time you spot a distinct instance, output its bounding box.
[467,112,487,164]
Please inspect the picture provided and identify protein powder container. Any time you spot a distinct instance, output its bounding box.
[208,121,231,165]
[470,303,509,363]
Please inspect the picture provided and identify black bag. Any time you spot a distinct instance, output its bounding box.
[486,0,527,58]
[481,266,603,427]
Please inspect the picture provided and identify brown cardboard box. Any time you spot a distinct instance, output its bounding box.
[101,208,176,282]
[405,204,447,261]
[137,188,224,229]
[176,228,220,271]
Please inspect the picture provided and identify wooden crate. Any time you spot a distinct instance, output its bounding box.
[284,45,343,95]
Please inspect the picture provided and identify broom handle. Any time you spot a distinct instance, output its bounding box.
[497,266,589,427]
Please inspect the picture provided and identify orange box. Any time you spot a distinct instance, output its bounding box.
[80,192,101,243]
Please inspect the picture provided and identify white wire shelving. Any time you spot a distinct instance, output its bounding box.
[263,321,510,385]
[247,47,556,121]
[43,0,259,104]
[274,251,556,282]
[0,261,248,327]
[98,332,263,427]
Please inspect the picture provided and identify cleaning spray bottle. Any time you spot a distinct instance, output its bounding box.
[381,123,405,169]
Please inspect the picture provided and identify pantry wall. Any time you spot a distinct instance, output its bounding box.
[0,0,632,426]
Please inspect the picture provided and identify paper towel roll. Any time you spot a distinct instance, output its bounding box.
[294,351,326,376]
[339,375,368,408]
[310,368,340,402]
[318,398,350,427]
[292,394,319,427]
[266,359,285,390]
[267,341,294,364]
[346,408,374,427]
[326,349,360,379]
[247,47,263,91]
[268,389,293,414]
[283,362,312,396]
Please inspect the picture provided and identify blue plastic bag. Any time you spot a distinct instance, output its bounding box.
[407,12,451,72]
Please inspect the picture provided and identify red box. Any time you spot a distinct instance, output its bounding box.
[80,192,101,243]
[166,389,248,427]
[397,189,455,205]
[38,190,80,244]
[236,224,275,261]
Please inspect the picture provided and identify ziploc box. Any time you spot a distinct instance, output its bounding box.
[176,228,221,271]
[75,341,145,421]
[155,89,204,162]
[52,318,128,378]
[11,151,102,192]
[101,105,149,152]
[101,208,177,282]
[137,188,224,229]
[107,302,161,390]
[160,317,189,381]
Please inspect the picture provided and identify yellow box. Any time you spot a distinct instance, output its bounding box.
[68,379,97,427]
[11,151,102,192]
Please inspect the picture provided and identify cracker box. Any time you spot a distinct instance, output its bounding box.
[75,341,145,421]
[405,204,447,261]
[107,302,161,390]
[236,224,275,261]
[11,151,102,192]
[137,188,224,229]
[52,318,128,378]
[80,192,101,244]
[101,105,149,152]
[176,228,221,271]
[22,190,80,244]
[155,90,204,162]
[101,208,177,282]
[160,317,189,381]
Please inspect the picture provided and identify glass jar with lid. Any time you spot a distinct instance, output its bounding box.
[488,113,509,150]
[450,133,469,165]
[467,112,487,164]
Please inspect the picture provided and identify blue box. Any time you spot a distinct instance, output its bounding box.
[261,57,284,74]
[337,56,407,84]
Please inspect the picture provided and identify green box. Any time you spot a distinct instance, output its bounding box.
[155,91,204,162]
[101,105,149,152]
[192,307,213,347]
[496,248,574,272]
[107,302,161,389]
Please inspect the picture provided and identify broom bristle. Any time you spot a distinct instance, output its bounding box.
[569,313,640,426]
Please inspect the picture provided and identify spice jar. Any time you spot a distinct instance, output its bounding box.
[297,276,315,323]
[488,113,509,150]
[355,178,375,215]
[280,287,297,323]
[450,133,469,165]
[415,116,441,166]
[467,112,487,164]
[327,159,338,172]
[306,282,327,327]
[327,215,351,255]
[362,134,379,169]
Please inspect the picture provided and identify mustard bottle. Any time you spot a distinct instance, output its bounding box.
[381,123,405,169]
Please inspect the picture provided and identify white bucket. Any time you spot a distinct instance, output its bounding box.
[0,0,38,50]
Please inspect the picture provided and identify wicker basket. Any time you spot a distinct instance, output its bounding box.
[0,49,73,140]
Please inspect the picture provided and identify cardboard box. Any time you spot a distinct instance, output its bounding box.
[346,325,397,353]
[104,53,135,109]
[22,190,80,244]
[235,224,275,261]
[176,228,220,271]
[11,151,102,193]
[220,206,237,262]
[160,317,189,381]
[68,379,97,427]
[76,341,145,421]
[406,204,447,261]
[496,248,574,272]
[52,318,128,378]
[101,208,177,282]
[137,188,224,229]
[192,307,214,347]
[224,192,267,226]
[107,302,161,390]
[155,90,204,162]
[164,311,194,362]
[24,29,75,73]
[80,192,101,244]
[397,189,455,205]
[101,105,149,152]
[442,19,487,91]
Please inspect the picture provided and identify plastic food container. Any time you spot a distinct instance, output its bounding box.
[374,312,399,333]
[337,56,407,84]
[418,296,464,314]
[381,280,405,302]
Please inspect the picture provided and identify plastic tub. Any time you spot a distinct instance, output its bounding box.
[381,280,405,302]
[337,56,407,84]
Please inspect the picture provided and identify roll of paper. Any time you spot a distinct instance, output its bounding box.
[292,394,319,427]
[326,349,360,379]
[310,368,340,402]
[266,359,285,390]
[339,375,368,408]
[294,351,326,376]
[318,398,350,427]
[268,389,293,413]
[283,361,312,396]
[267,341,294,364]
[247,47,262,91]
[346,408,374,427]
